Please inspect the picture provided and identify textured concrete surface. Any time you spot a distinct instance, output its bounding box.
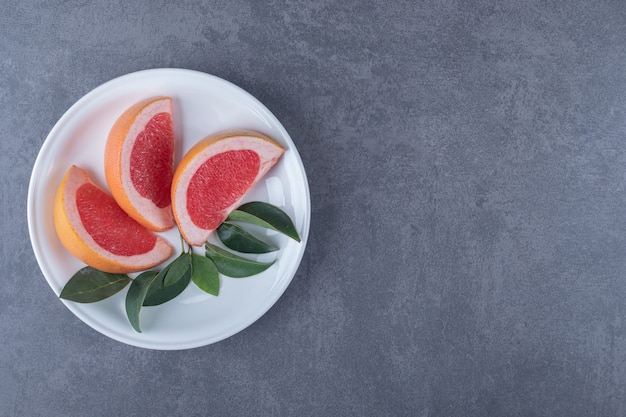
[3,0,626,415]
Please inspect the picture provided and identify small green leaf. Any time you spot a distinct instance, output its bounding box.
[60,266,131,303]
[191,253,220,296]
[143,263,192,306]
[228,202,300,242]
[205,243,275,278]
[125,271,159,333]
[163,253,192,287]
[217,222,278,254]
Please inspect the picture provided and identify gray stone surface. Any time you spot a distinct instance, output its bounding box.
[3,0,626,415]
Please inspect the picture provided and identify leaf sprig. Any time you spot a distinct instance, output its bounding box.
[59,202,300,332]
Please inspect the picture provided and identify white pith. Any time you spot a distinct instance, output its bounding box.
[173,135,284,246]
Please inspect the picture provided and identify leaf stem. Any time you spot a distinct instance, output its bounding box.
[179,233,186,254]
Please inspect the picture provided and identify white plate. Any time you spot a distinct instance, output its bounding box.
[27,68,310,350]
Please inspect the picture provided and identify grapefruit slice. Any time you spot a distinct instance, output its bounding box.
[172,129,285,246]
[54,165,174,273]
[105,96,175,232]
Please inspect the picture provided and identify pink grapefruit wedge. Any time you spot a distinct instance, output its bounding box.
[54,165,174,273]
[105,96,175,232]
[171,129,284,246]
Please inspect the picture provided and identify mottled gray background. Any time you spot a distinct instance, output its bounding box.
[2,0,626,416]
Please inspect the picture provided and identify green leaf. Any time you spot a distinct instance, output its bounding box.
[191,253,220,296]
[163,253,192,287]
[60,266,131,303]
[228,201,300,242]
[205,243,275,278]
[143,262,192,306]
[125,271,159,333]
[217,222,278,254]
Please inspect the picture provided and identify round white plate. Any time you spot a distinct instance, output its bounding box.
[27,68,310,350]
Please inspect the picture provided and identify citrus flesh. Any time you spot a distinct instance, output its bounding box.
[187,149,260,230]
[105,96,175,231]
[54,165,174,273]
[172,130,284,246]
[130,112,173,209]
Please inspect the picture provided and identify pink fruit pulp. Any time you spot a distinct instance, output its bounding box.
[130,113,174,209]
[76,183,157,256]
[186,150,260,230]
